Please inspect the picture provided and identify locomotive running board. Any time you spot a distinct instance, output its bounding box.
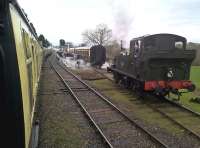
[110,67,138,80]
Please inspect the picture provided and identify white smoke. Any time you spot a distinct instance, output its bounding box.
[109,0,135,47]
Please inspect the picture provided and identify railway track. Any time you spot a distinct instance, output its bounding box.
[138,94,200,141]
[95,68,200,121]
[89,67,200,146]
[39,56,109,147]
[49,58,168,148]
[135,91,200,142]
[152,96,200,137]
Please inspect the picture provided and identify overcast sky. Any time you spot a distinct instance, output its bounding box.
[18,0,200,45]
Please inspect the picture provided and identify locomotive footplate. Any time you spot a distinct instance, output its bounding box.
[144,80,195,100]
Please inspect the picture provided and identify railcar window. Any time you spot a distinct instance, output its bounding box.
[27,62,33,111]
[22,29,34,112]
[22,29,31,58]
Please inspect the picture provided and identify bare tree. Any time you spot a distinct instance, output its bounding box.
[82,24,112,46]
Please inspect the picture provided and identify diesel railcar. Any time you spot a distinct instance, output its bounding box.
[0,0,43,148]
[110,34,196,98]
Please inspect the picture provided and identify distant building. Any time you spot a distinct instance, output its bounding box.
[65,46,91,62]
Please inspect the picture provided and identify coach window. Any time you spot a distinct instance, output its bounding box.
[22,29,33,112]
[22,29,31,59]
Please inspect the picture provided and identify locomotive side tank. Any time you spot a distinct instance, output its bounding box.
[110,34,196,96]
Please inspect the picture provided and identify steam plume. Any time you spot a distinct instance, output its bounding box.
[110,0,135,46]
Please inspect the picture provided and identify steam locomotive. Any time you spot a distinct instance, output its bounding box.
[0,1,43,147]
[109,34,196,98]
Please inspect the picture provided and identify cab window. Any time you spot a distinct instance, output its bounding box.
[133,40,142,58]
[175,41,184,49]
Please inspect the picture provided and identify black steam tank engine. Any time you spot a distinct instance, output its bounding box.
[110,34,196,99]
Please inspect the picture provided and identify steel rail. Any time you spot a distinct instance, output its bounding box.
[49,61,113,148]
[163,97,200,117]
[57,61,169,148]
[140,98,200,141]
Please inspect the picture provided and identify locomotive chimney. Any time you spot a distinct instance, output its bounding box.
[121,40,123,51]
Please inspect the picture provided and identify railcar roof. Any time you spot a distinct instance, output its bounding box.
[131,33,186,42]
[8,0,38,40]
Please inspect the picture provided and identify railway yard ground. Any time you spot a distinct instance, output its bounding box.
[36,54,200,148]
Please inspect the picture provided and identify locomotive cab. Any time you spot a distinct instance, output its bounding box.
[130,39,143,58]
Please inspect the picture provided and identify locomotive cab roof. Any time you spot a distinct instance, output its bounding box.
[131,33,186,42]
[130,33,187,50]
